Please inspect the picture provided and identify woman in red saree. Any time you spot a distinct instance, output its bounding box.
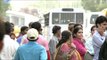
[54,30,82,60]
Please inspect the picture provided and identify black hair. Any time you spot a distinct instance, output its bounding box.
[31,22,42,32]
[74,24,82,29]
[10,33,15,37]
[91,25,96,32]
[0,18,5,40]
[10,23,14,32]
[68,22,75,32]
[68,22,75,26]
[5,22,13,34]
[21,26,28,32]
[52,25,61,35]
[72,27,83,38]
[29,22,33,28]
[10,23,14,27]
[56,30,71,48]
[95,16,107,28]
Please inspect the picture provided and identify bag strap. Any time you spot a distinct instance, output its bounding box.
[67,48,75,60]
[54,46,61,60]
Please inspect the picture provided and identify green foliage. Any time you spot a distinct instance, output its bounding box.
[0,0,9,17]
[82,0,107,12]
[27,1,82,13]
[97,3,107,11]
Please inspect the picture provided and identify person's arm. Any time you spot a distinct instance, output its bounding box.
[93,36,105,48]
[73,41,87,56]
[40,48,47,60]
[49,39,56,60]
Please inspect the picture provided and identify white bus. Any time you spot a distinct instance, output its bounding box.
[44,8,86,41]
[85,12,102,37]
[87,12,102,27]
[5,10,40,27]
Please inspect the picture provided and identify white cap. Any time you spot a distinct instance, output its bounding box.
[27,28,39,40]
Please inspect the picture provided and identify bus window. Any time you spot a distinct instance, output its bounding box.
[11,16,19,25]
[19,17,25,26]
[61,13,75,24]
[44,13,49,26]
[52,13,75,24]
[52,13,60,24]
[90,14,98,24]
[76,13,83,24]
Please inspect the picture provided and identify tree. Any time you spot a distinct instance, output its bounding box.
[0,0,9,17]
[82,0,107,12]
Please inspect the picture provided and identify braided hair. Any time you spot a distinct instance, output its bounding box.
[56,30,71,48]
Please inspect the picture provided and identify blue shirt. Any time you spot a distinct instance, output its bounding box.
[14,41,47,60]
[17,36,23,44]
[92,31,105,60]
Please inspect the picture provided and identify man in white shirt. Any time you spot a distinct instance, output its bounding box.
[49,25,61,60]
[0,22,19,60]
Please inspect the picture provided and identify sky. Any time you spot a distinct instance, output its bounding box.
[10,1,34,11]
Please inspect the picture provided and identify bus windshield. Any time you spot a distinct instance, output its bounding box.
[52,12,83,24]
[90,14,99,24]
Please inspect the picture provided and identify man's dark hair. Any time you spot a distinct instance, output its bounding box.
[10,23,14,32]
[68,22,75,26]
[29,22,33,28]
[74,24,83,29]
[0,18,5,40]
[10,23,14,27]
[31,22,42,32]
[95,16,107,28]
[52,25,61,35]
[68,22,75,32]
[5,22,13,34]
[21,26,28,32]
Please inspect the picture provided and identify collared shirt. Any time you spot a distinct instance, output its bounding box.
[93,30,105,60]
[49,35,59,54]
[0,35,19,60]
[14,41,47,60]
[85,36,94,55]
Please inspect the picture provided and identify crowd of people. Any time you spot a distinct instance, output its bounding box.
[0,16,107,60]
